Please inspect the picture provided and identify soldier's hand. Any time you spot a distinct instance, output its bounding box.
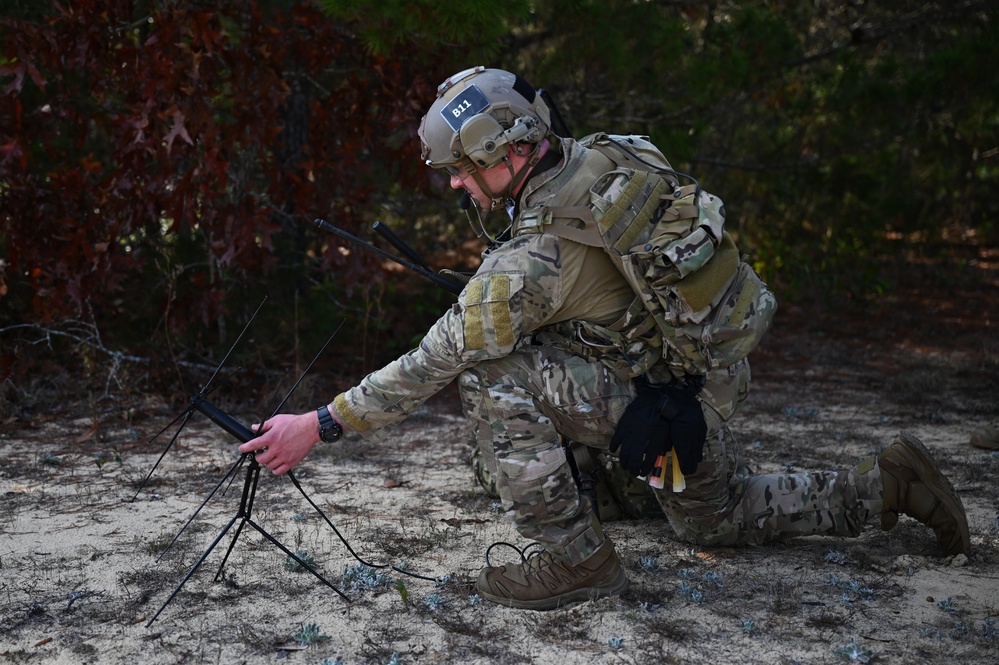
[239,412,319,475]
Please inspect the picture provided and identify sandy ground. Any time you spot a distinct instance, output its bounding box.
[2,308,998,664]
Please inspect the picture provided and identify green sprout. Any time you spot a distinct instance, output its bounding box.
[638,556,660,570]
[292,622,330,646]
[395,578,409,603]
[832,636,880,662]
[936,596,956,614]
[678,581,703,603]
[342,563,392,593]
[283,549,317,573]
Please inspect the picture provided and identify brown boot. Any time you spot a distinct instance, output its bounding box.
[476,539,629,610]
[879,430,970,555]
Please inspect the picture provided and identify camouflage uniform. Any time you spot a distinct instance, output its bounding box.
[332,137,884,561]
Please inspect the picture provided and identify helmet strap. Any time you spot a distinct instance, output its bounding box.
[462,142,545,245]
[472,144,543,212]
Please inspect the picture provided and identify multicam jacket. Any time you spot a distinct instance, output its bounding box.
[331,138,647,436]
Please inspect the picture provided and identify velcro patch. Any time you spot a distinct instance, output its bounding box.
[462,273,520,351]
[441,84,489,132]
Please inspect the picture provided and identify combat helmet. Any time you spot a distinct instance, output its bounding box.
[419,66,552,175]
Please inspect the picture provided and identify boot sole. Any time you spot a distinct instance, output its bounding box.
[890,430,970,555]
[478,567,630,611]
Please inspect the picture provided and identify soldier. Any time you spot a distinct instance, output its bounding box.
[241,66,970,610]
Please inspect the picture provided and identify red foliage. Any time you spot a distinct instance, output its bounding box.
[0,0,438,332]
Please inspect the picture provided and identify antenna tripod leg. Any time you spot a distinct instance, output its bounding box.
[146,511,242,627]
[211,455,261,581]
[149,454,351,626]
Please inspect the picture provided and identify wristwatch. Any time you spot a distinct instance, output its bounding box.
[317,405,343,443]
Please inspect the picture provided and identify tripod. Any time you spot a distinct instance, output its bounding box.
[139,310,438,626]
[146,397,349,626]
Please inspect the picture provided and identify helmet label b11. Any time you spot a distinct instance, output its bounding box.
[441,85,490,132]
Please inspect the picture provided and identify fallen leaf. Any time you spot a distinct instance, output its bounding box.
[74,421,99,444]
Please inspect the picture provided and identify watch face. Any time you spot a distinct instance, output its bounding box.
[318,406,341,442]
[321,421,342,442]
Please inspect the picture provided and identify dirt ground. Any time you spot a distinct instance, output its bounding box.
[2,278,998,664]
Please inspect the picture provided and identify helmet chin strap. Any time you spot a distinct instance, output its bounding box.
[463,144,543,245]
[461,197,496,248]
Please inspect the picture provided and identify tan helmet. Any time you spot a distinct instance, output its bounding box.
[419,66,552,173]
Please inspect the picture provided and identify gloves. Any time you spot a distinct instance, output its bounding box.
[609,380,707,478]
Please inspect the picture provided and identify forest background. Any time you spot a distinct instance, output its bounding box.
[1,0,997,414]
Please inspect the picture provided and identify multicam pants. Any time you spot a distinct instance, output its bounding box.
[460,344,884,561]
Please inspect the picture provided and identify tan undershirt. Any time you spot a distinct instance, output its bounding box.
[546,241,634,327]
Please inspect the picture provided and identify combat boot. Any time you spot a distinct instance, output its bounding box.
[477,539,629,610]
[879,430,970,555]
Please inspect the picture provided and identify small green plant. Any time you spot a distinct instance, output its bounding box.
[678,581,703,604]
[395,579,409,603]
[836,593,856,606]
[828,574,875,602]
[918,626,941,640]
[674,568,713,603]
[283,549,317,573]
[824,549,853,565]
[981,617,998,642]
[291,622,330,646]
[832,636,880,662]
[702,571,723,588]
[93,447,123,469]
[638,556,660,571]
[342,563,392,593]
[936,596,956,614]
[949,620,974,639]
[427,524,455,546]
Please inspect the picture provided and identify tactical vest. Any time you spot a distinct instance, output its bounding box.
[514,134,777,380]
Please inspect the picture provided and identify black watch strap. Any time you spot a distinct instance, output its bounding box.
[317,405,342,443]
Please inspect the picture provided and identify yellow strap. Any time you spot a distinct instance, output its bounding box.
[671,450,686,492]
[649,451,686,492]
[333,393,369,432]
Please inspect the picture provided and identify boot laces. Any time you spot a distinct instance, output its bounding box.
[484,541,590,591]
[484,540,547,568]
